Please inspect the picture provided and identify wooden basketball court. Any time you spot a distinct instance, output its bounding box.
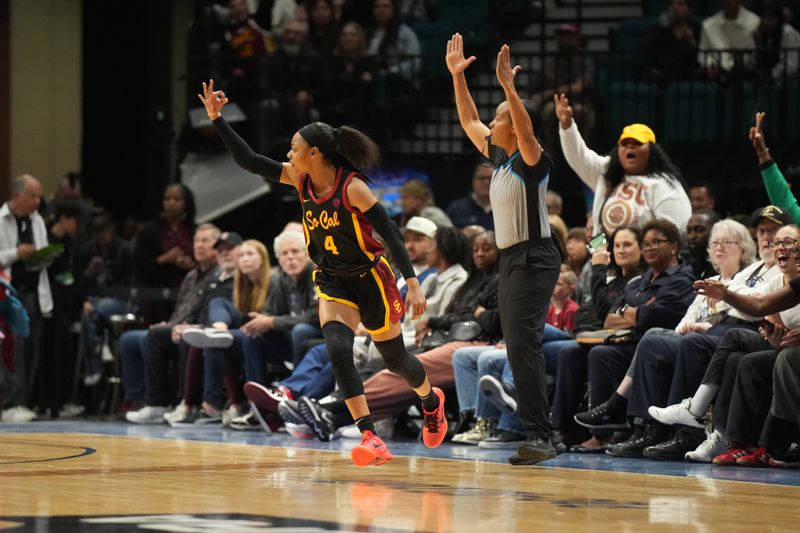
[1,426,799,532]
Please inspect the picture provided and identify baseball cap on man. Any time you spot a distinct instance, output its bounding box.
[618,123,656,145]
[403,217,437,238]
[750,205,794,227]
[214,231,244,249]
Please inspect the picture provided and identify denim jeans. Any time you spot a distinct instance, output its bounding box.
[480,349,524,435]
[452,345,524,435]
[290,322,324,367]
[453,345,497,413]
[118,329,148,402]
[207,297,247,328]
[543,323,570,342]
[82,297,130,376]
[204,328,292,406]
[280,343,336,399]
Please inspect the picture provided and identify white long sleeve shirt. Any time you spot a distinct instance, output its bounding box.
[0,202,53,314]
[559,123,692,236]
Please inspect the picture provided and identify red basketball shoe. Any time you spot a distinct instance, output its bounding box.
[351,430,393,467]
[422,387,448,448]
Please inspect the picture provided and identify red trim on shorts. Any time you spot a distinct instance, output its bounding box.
[375,258,404,325]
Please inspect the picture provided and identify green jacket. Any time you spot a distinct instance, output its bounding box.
[762,160,800,223]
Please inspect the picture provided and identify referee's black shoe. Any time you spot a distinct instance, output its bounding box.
[509,436,557,465]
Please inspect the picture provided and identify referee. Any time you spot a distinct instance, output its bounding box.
[447,35,561,464]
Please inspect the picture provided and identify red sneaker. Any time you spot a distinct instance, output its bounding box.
[737,447,771,467]
[422,387,448,449]
[713,446,755,466]
[351,430,393,467]
[243,381,288,415]
[278,385,294,401]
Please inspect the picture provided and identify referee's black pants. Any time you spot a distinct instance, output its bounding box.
[498,241,560,440]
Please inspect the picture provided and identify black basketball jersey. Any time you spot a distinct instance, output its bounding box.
[299,167,384,275]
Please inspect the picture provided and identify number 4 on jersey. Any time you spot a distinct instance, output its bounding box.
[324,235,339,255]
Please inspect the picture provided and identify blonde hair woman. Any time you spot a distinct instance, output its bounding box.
[233,239,272,315]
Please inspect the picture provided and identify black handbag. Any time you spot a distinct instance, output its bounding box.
[420,321,483,350]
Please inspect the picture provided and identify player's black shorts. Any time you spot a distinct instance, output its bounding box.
[313,257,404,334]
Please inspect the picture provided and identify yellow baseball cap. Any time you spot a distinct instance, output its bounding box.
[618,123,656,145]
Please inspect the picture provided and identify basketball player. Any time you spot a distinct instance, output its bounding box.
[198,80,447,467]
[446,35,561,464]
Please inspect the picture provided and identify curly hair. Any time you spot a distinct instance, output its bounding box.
[603,143,686,195]
[435,226,468,268]
[641,218,681,244]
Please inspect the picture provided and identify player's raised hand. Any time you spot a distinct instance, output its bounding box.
[198,79,229,121]
[496,44,521,90]
[445,33,476,75]
[554,93,574,130]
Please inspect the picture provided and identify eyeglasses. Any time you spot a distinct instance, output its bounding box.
[768,238,799,250]
[642,238,671,250]
[708,240,740,249]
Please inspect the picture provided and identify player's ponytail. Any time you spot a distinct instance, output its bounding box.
[335,126,381,171]
[298,122,380,173]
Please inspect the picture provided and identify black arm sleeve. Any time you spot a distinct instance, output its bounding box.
[363,202,416,280]
[213,116,283,183]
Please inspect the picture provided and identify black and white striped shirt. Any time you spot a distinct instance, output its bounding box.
[488,147,551,249]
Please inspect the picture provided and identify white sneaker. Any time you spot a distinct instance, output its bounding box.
[285,422,314,439]
[648,398,705,429]
[339,424,362,439]
[182,327,234,348]
[101,342,115,363]
[222,404,243,427]
[685,429,729,463]
[163,400,190,424]
[479,375,517,415]
[1,405,37,422]
[452,418,492,445]
[58,403,85,418]
[125,405,169,424]
[229,411,261,431]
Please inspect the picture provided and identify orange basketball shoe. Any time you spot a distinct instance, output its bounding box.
[422,387,448,448]
[351,430,393,467]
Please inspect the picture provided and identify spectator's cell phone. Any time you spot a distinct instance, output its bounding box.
[760,319,775,334]
[587,233,608,254]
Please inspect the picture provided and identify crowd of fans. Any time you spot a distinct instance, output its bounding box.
[197,0,428,155]
[1,0,800,470]
[187,0,800,159]
[2,99,799,470]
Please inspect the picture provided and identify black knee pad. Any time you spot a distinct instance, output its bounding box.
[373,335,426,388]
[322,321,363,399]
